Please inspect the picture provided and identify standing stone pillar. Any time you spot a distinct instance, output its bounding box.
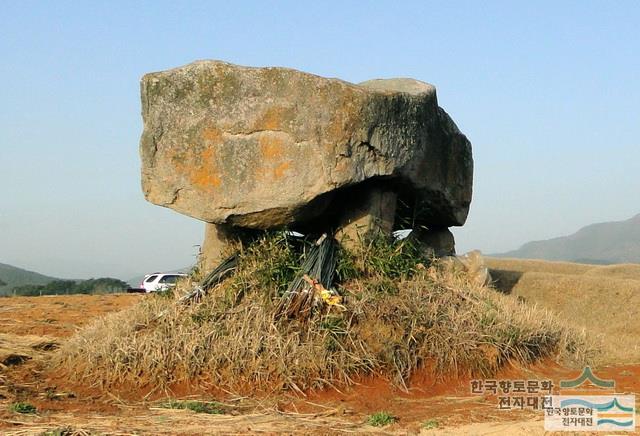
[200,223,258,273]
[200,223,235,273]
[408,226,456,257]
[335,188,397,249]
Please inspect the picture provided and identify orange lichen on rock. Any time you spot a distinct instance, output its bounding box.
[202,127,223,143]
[139,61,473,230]
[191,147,222,189]
[256,134,293,180]
[259,134,285,160]
[273,161,292,178]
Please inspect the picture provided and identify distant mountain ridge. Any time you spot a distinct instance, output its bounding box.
[496,213,640,264]
[0,263,58,295]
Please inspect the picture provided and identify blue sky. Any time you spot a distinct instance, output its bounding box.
[1,1,638,279]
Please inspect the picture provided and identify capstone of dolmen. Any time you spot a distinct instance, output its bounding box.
[139,60,473,269]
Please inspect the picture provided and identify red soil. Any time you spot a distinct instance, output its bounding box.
[1,293,638,434]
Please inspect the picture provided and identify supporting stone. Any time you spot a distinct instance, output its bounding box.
[409,226,456,257]
[199,223,256,273]
[335,188,397,249]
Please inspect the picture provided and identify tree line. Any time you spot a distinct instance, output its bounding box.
[6,277,129,297]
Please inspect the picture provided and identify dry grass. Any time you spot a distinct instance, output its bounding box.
[50,236,595,394]
[484,257,595,275]
[486,257,640,364]
[0,333,59,367]
[486,257,640,279]
[0,410,372,435]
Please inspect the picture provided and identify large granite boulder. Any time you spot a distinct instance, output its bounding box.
[140,61,473,232]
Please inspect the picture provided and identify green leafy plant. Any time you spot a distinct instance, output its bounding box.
[367,411,397,427]
[342,234,429,286]
[247,232,301,296]
[9,402,37,414]
[335,245,359,281]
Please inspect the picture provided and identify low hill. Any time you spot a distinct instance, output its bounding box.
[496,213,640,264]
[0,263,57,295]
[0,263,129,296]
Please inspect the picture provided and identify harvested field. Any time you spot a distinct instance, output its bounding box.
[0,294,139,337]
[486,257,640,363]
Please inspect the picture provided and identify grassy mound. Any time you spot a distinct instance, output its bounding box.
[52,233,595,393]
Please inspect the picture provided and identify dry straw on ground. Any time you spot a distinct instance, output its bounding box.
[51,233,596,394]
[486,257,640,364]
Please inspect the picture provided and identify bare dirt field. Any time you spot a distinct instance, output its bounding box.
[1,275,639,435]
